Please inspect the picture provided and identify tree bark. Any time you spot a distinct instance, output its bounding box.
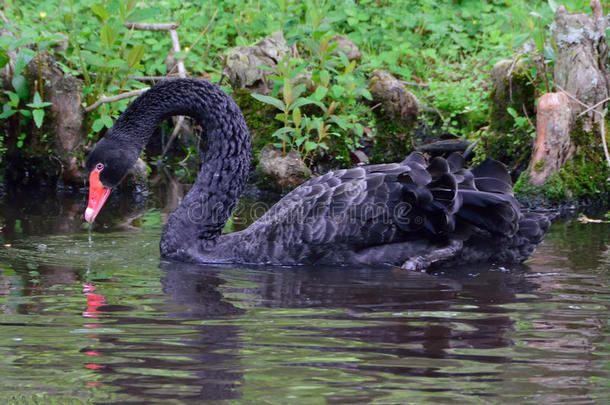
[552,0,609,131]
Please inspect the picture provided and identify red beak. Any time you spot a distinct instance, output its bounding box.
[85,169,111,223]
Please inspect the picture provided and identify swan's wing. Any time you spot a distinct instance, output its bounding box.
[244,152,523,260]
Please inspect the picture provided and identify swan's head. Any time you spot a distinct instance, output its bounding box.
[84,137,135,223]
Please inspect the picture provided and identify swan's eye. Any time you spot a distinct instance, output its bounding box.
[95,163,104,171]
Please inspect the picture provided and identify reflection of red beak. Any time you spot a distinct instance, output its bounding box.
[85,169,111,223]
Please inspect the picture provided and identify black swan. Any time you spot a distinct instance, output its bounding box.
[84,78,550,269]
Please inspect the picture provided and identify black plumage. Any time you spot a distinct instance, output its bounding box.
[85,78,551,269]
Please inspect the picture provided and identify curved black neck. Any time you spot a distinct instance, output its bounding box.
[110,79,251,255]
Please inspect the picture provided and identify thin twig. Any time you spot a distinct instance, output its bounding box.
[521,103,535,129]
[0,10,9,24]
[187,8,218,52]
[555,84,590,110]
[578,96,610,117]
[600,113,610,181]
[506,53,523,103]
[85,89,148,112]
[366,102,382,113]
[399,80,429,87]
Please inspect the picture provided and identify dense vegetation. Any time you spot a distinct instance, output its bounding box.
[0,0,606,204]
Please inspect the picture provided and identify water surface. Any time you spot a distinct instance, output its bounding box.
[0,191,608,404]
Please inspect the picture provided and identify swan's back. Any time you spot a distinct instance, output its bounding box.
[223,152,550,267]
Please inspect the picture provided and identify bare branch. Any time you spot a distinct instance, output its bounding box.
[126,75,181,82]
[125,22,180,31]
[85,89,148,113]
[168,28,186,78]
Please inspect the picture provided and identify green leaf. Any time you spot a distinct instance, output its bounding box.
[92,118,105,132]
[83,51,106,67]
[106,59,126,68]
[107,0,120,15]
[304,141,318,152]
[330,85,345,99]
[90,3,110,21]
[128,7,162,21]
[127,44,146,68]
[119,1,127,21]
[291,83,307,101]
[0,109,17,119]
[331,114,349,130]
[290,98,318,111]
[271,127,294,139]
[359,88,372,101]
[8,38,32,51]
[319,70,331,87]
[172,51,187,60]
[5,91,20,106]
[32,109,44,128]
[126,0,138,13]
[0,48,8,69]
[11,75,28,101]
[251,93,286,111]
[26,92,53,109]
[101,24,116,48]
[14,49,35,77]
[101,115,114,128]
[313,86,328,101]
[292,107,302,128]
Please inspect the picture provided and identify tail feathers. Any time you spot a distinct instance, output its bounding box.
[457,190,520,235]
[394,153,552,266]
[470,159,513,194]
[398,154,462,236]
[490,212,553,263]
[396,153,546,246]
[518,212,552,244]
[455,158,520,236]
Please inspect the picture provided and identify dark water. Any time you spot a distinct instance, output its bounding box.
[0,191,608,404]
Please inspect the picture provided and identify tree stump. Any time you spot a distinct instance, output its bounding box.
[26,52,85,183]
[551,0,609,131]
[527,92,574,185]
[523,0,610,187]
[368,70,418,124]
[489,59,535,133]
[367,70,419,163]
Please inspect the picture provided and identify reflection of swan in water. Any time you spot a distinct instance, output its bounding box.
[160,261,538,361]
